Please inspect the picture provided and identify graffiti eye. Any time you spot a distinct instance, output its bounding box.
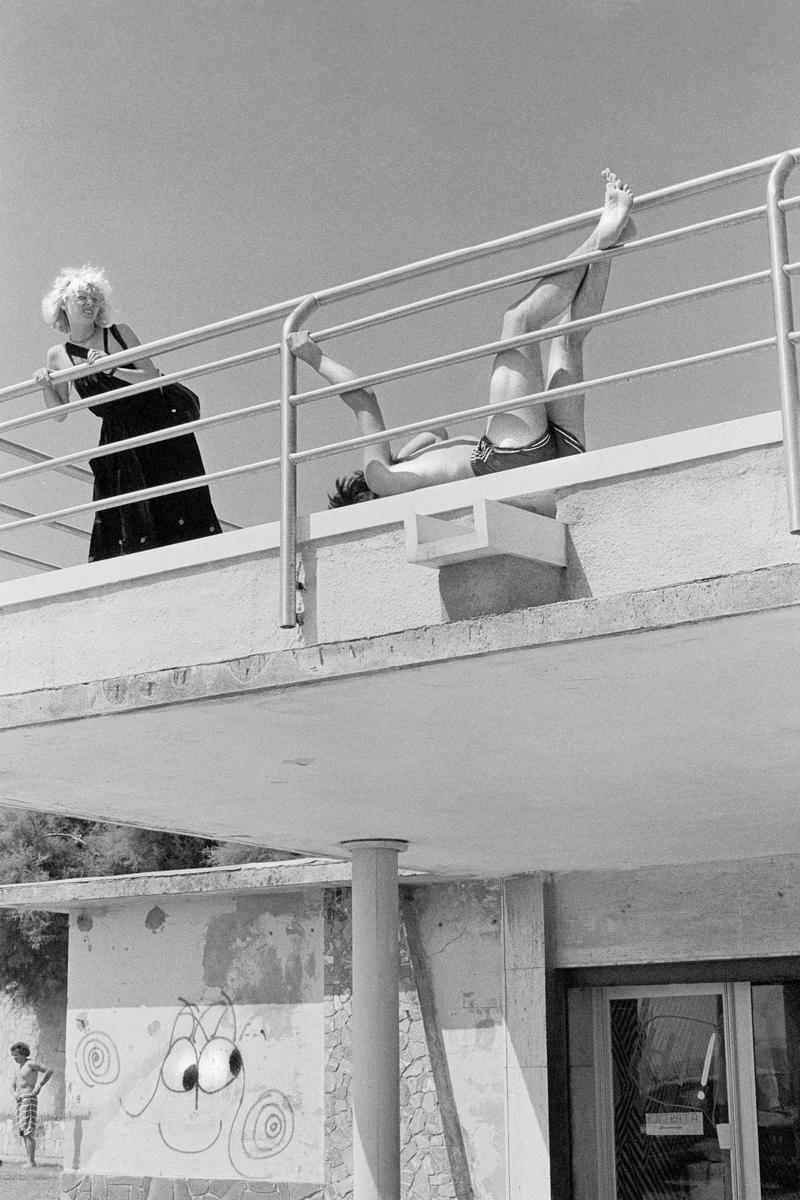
[197,1037,242,1094]
[161,1037,198,1093]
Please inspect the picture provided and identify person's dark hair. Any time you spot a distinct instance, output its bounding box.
[327,471,378,508]
[10,1042,30,1058]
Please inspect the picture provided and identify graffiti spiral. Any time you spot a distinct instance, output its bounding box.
[240,1090,295,1160]
[75,1031,121,1087]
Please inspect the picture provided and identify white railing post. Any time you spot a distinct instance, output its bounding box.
[280,296,319,628]
[766,151,800,533]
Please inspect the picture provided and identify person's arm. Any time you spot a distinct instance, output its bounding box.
[31,1063,52,1094]
[32,345,71,422]
[287,330,394,476]
[393,428,450,461]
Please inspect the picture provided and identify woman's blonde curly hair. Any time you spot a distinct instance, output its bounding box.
[41,264,116,333]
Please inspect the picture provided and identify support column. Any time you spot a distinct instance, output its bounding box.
[502,873,550,1200]
[342,838,408,1200]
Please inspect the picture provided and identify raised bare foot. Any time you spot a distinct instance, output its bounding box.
[286,330,323,369]
[596,169,635,248]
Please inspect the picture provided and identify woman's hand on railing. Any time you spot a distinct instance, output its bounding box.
[32,368,69,422]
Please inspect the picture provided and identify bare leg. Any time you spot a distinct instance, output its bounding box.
[543,256,612,447]
[486,170,633,448]
[23,1133,36,1165]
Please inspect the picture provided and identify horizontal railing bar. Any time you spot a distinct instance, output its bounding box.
[0,546,59,571]
[785,261,800,276]
[0,271,769,492]
[311,208,772,346]
[0,340,282,415]
[0,350,285,436]
[3,151,797,410]
[292,270,773,407]
[0,396,283,489]
[291,337,776,465]
[5,204,770,434]
[0,436,93,481]
[0,311,295,406]
[0,501,89,540]
[311,150,800,310]
[0,435,241,532]
[3,268,767,492]
[0,455,280,535]
[0,335,775,535]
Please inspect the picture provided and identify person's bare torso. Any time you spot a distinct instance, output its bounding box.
[14,1062,38,1097]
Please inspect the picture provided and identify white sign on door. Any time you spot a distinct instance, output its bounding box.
[645,1111,704,1137]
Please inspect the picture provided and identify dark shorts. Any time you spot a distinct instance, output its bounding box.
[470,423,585,477]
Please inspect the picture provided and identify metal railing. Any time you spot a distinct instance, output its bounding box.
[0,149,798,630]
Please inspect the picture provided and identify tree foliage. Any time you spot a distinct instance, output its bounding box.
[0,811,214,1004]
[202,841,297,867]
[0,809,291,1004]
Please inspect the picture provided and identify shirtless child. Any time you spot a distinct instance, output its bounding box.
[288,169,635,505]
[11,1041,52,1167]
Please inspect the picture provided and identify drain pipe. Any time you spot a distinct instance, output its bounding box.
[766,151,800,533]
[280,295,320,628]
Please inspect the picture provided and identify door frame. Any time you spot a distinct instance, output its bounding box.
[592,982,763,1200]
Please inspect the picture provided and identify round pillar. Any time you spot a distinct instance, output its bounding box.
[341,838,408,1200]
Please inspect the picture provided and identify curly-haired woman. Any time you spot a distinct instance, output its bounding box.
[34,265,221,561]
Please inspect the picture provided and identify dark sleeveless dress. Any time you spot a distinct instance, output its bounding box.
[66,325,222,562]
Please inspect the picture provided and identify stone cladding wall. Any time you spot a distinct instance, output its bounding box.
[323,888,456,1200]
[60,1177,323,1199]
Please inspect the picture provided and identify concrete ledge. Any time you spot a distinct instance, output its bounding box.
[0,857,449,913]
[3,561,799,730]
[0,410,784,613]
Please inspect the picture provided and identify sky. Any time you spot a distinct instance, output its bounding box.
[2,0,800,575]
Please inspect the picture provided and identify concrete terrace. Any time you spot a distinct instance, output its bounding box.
[2,409,799,877]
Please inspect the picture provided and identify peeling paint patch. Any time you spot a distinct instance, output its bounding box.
[202,894,317,1008]
[145,905,167,932]
[76,913,93,932]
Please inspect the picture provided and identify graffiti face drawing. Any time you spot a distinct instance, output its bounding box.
[157,995,242,1153]
[121,991,294,1177]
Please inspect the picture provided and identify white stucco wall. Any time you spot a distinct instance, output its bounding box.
[414,882,507,1200]
[64,892,324,1183]
[559,443,799,597]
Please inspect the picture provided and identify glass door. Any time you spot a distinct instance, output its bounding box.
[597,986,738,1200]
[750,983,800,1199]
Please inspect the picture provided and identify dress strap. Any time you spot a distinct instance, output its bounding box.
[109,323,128,350]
